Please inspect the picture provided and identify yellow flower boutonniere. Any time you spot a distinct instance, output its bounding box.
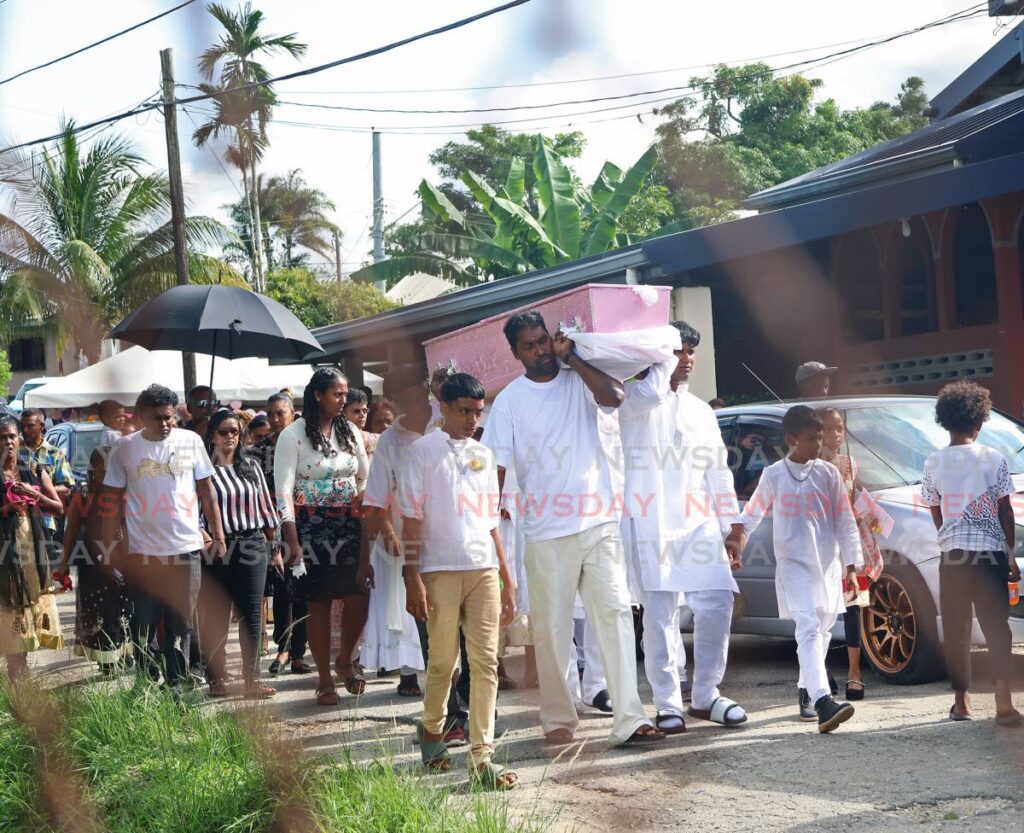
[468,457,486,472]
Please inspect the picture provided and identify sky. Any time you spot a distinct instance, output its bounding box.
[0,0,1017,275]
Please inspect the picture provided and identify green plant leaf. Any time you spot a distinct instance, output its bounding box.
[590,161,624,211]
[533,136,580,258]
[417,180,466,229]
[581,145,658,257]
[504,157,525,205]
[350,254,479,287]
[416,232,531,271]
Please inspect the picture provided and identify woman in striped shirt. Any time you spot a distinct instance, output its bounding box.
[201,408,282,699]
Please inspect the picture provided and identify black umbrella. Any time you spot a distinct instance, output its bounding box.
[110,285,325,386]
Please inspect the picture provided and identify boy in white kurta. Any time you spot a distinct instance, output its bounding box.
[620,321,747,732]
[399,373,517,789]
[742,405,864,733]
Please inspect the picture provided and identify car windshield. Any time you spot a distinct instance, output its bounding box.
[14,382,45,401]
[71,429,104,471]
[842,403,1024,490]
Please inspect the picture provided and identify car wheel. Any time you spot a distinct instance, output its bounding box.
[860,559,944,685]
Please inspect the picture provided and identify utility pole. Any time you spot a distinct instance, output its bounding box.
[371,130,386,293]
[160,47,197,394]
[334,228,343,284]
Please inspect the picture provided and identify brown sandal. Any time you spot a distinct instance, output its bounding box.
[335,662,366,696]
[623,724,666,746]
[208,679,229,698]
[316,686,339,706]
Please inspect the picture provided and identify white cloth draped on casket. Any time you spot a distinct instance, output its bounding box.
[566,325,682,381]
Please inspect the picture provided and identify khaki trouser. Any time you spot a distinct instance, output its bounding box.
[421,568,501,767]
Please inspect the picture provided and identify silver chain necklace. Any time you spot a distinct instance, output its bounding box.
[783,457,817,484]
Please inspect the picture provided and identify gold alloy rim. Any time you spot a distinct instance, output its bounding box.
[862,573,917,674]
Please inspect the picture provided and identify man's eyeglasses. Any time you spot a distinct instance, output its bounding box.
[190,399,221,410]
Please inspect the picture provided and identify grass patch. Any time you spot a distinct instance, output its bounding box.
[0,680,543,833]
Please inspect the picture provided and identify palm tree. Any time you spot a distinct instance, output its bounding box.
[262,169,337,268]
[193,2,307,291]
[0,123,239,362]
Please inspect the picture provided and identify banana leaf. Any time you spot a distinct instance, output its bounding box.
[416,232,531,272]
[581,146,658,257]
[418,180,467,229]
[504,157,526,205]
[533,136,580,259]
[350,254,479,287]
[590,161,624,211]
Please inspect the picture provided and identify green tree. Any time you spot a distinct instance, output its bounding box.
[0,348,11,397]
[266,267,395,329]
[363,135,659,286]
[261,170,337,268]
[427,125,586,216]
[0,124,239,362]
[654,65,930,229]
[193,2,306,290]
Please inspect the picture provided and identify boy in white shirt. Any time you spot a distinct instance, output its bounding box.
[921,381,1021,726]
[399,373,517,789]
[742,405,863,733]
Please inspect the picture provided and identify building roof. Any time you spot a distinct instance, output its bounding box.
[929,20,1024,121]
[384,272,459,306]
[744,88,1024,210]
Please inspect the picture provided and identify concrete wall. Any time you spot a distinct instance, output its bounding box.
[671,286,717,402]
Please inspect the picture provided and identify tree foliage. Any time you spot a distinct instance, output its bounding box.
[365,135,659,286]
[0,123,239,361]
[192,2,307,290]
[265,267,396,329]
[654,65,930,228]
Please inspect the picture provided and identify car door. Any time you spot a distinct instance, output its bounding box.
[727,416,786,619]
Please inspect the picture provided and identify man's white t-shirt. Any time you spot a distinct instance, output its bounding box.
[921,443,1013,553]
[397,430,500,573]
[484,368,617,543]
[104,428,215,556]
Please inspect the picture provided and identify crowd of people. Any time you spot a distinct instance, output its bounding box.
[1,312,1022,791]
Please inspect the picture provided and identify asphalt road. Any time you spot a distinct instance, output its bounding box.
[26,593,1024,833]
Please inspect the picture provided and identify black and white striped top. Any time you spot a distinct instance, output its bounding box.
[209,462,279,536]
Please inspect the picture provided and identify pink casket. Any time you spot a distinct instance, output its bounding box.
[423,283,672,395]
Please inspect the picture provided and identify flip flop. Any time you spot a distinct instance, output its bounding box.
[335,662,365,696]
[543,728,575,746]
[471,761,518,791]
[622,724,666,746]
[948,706,971,722]
[688,696,748,727]
[416,722,452,771]
[315,687,339,706]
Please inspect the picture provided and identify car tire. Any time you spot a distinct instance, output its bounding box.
[860,558,944,685]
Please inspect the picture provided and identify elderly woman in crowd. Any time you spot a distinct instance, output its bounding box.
[274,368,369,705]
[0,414,65,681]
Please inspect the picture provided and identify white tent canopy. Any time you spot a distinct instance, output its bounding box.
[25,346,381,409]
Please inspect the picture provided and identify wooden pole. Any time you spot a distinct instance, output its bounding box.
[160,47,197,395]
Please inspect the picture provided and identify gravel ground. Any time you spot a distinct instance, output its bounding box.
[23,592,1024,833]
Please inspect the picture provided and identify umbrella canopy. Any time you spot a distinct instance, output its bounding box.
[109,285,325,362]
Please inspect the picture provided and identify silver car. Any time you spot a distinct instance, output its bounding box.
[698,395,1024,685]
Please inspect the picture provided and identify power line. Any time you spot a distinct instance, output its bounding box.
[170,0,532,108]
[0,0,533,156]
[274,6,992,98]
[0,0,199,88]
[271,5,988,117]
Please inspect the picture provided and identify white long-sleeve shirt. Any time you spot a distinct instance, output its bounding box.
[619,363,740,593]
[742,456,863,617]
